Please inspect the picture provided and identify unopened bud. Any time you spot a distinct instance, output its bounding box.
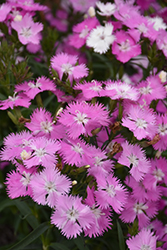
[84,165,90,169]
[155,150,162,159]
[159,70,167,83]
[14,14,22,21]
[20,150,31,160]
[72,180,77,186]
[88,6,96,17]
[91,127,101,136]
[56,107,63,117]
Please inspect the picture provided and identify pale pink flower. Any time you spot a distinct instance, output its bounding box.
[153,114,167,151]
[50,53,88,84]
[30,168,71,207]
[95,174,127,213]
[118,141,151,181]
[8,0,47,12]
[84,186,112,237]
[51,195,94,238]
[122,105,157,140]
[126,228,157,250]
[156,29,167,58]
[69,0,97,13]
[11,13,43,45]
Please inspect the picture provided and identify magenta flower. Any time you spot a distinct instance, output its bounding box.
[0,3,11,22]
[15,76,56,99]
[122,105,157,140]
[112,30,141,63]
[11,13,43,45]
[118,141,151,181]
[58,101,109,139]
[30,168,71,207]
[0,92,31,110]
[153,114,167,151]
[69,0,97,13]
[8,0,47,11]
[23,137,60,169]
[69,17,99,49]
[51,195,94,238]
[126,228,157,250]
[95,174,127,213]
[50,52,88,84]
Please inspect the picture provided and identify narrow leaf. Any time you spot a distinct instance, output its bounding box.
[0,198,15,212]
[117,220,125,250]
[50,242,70,250]
[73,237,89,250]
[8,222,49,250]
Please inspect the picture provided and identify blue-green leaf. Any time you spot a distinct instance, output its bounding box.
[117,220,125,250]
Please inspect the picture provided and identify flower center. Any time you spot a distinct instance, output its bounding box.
[94,156,103,166]
[72,143,83,154]
[158,124,167,136]
[61,63,73,75]
[8,92,19,102]
[21,27,32,38]
[20,171,31,186]
[66,207,79,222]
[135,118,148,129]
[45,181,56,194]
[74,111,89,124]
[28,81,42,89]
[106,184,116,197]
[35,148,46,157]
[79,26,89,38]
[127,154,139,167]
[40,121,53,133]
[139,86,152,94]
[119,40,130,51]
[140,245,151,250]
[153,168,164,181]
[133,202,148,214]
[138,23,148,33]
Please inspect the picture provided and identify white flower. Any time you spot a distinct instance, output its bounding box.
[86,23,115,54]
[147,16,167,31]
[96,1,116,16]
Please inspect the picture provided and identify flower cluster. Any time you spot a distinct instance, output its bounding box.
[0,0,167,249]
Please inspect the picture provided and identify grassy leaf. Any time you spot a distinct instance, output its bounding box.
[117,220,125,250]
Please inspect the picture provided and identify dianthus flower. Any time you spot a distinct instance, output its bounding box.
[137,75,166,106]
[15,76,56,99]
[30,168,71,207]
[122,105,157,140]
[153,114,167,151]
[95,174,127,213]
[50,53,88,84]
[84,186,112,237]
[69,17,99,49]
[126,228,157,250]
[118,141,151,181]
[25,108,65,140]
[86,22,115,54]
[5,164,36,199]
[156,29,167,58]
[51,195,94,238]
[120,196,158,229]
[0,92,31,110]
[58,101,109,139]
[96,1,116,16]
[0,3,11,22]
[7,0,47,11]
[11,13,43,45]
[112,30,141,63]
[104,80,139,101]
[69,0,96,13]
[23,137,60,169]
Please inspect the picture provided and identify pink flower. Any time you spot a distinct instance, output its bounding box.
[126,228,157,250]
[5,165,36,198]
[11,13,43,45]
[156,29,167,58]
[50,52,88,84]
[120,196,158,229]
[122,105,157,140]
[58,101,109,139]
[8,0,47,11]
[15,76,56,99]
[118,141,151,181]
[25,108,65,140]
[23,137,60,169]
[51,195,94,238]
[153,114,167,151]
[30,168,71,207]
[137,75,166,106]
[95,174,127,213]
[69,17,99,49]
[0,3,11,22]
[0,92,31,110]
[112,30,141,63]
[84,186,112,237]
[69,0,97,13]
